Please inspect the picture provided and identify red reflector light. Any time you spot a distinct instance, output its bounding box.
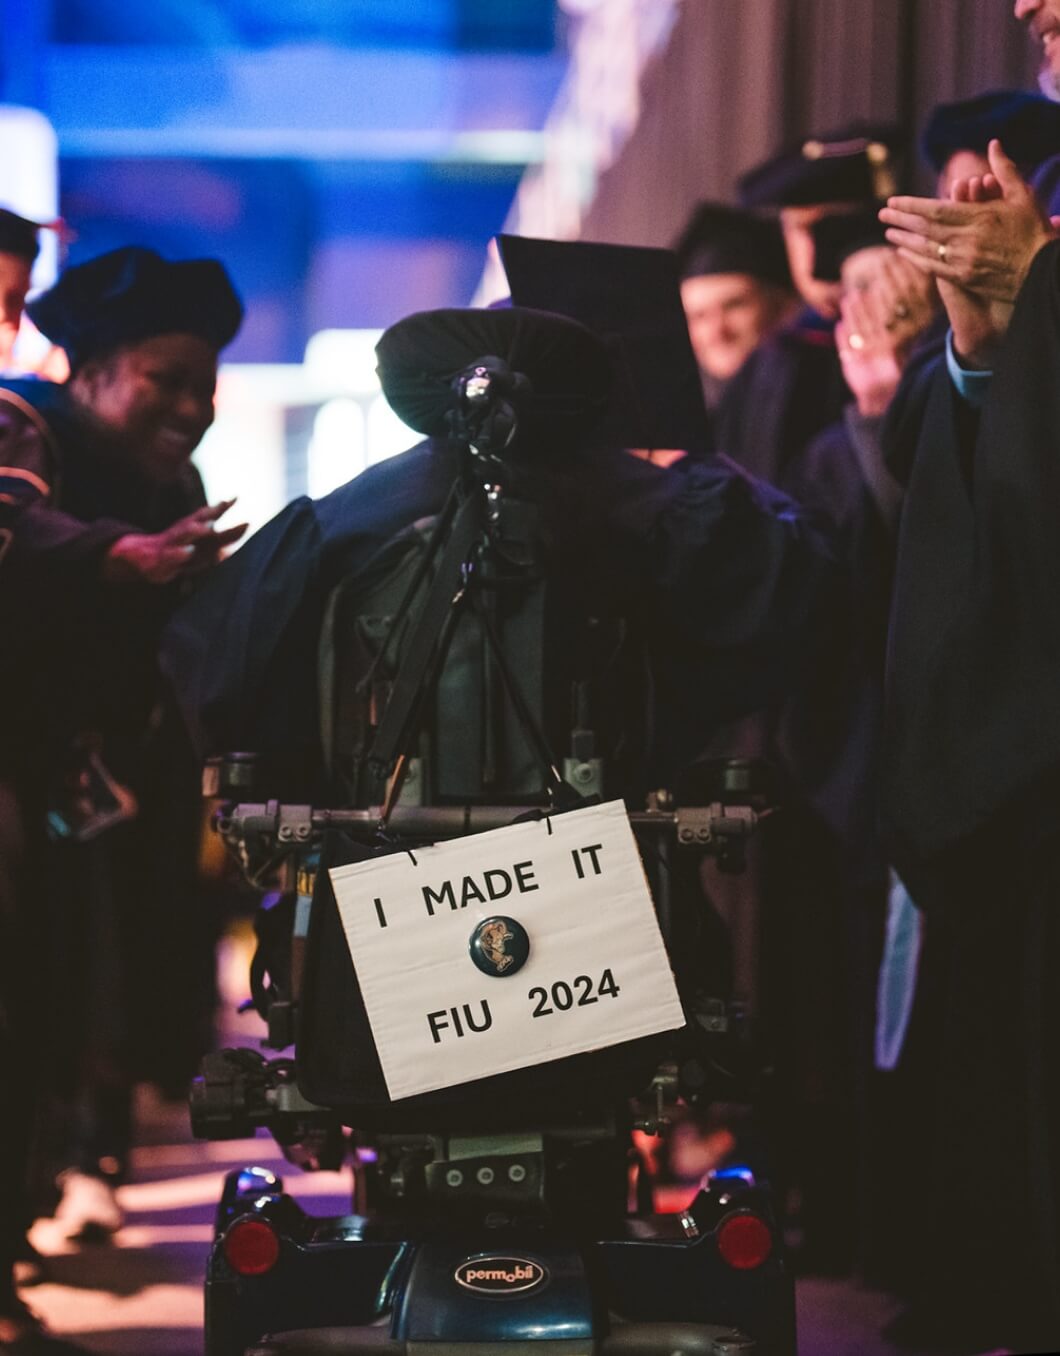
[716,1212,773,1270]
[222,1218,281,1276]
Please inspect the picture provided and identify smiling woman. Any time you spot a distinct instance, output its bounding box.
[0,244,252,1349]
[73,335,219,482]
[17,248,250,573]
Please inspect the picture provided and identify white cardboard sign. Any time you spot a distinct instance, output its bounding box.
[328,799,684,1100]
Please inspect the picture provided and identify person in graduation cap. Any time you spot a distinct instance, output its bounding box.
[686,129,922,1271]
[672,202,800,413]
[161,299,841,836]
[711,123,905,490]
[494,229,917,1264]
[867,130,1060,1350]
[787,213,937,879]
[161,296,845,1271]
[797,214,937,842]
[923,88,1060,197]
[779,213,943,1280]
[0,246,245,1337]
[0,208,47,376]
[800,210,937,540]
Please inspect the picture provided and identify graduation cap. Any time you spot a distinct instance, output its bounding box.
[738,122,903,210]
[922,89,1060,174]
[375,305,613,453]
[0,207,47,262]
[810,209,890,282]
[673,201,792,288]
[27,246,244,370]
[497,234,710,455]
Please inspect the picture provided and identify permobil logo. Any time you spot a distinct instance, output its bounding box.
[454,1256,548,1295]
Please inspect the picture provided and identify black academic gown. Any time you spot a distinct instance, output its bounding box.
[163,437,839,796]
[781,406,906,859]
[709,312,880,1268]
[878,239,1060,1351]
[0,378,204,763]
[714,308,850,487]
[160,437,847,1254]
[771,403,918,1277]
[0,378,218,1187]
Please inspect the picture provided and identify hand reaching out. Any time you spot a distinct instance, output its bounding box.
[103,498,248,585]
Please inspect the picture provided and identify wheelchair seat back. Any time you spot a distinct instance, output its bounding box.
[297,500,673,1124]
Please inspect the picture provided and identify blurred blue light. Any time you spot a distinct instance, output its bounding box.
[2,0,565,360]
[711,1165,757,1186]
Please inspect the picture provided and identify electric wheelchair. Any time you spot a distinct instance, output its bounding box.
[180,305,802,1356]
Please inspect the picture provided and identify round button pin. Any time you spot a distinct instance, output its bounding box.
[469,916,530,977]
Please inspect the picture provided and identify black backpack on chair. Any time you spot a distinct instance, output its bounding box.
[317,502,554,811]
[297,471,666,1124]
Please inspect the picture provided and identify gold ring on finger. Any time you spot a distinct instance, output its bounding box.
[937,242,948,262]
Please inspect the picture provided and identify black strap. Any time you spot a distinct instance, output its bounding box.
[355,479,461,700]
[367,478,588,822]
[367,488,482,782]
[468,584,564,793]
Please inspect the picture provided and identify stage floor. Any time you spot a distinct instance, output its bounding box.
[21,1083,958,1356]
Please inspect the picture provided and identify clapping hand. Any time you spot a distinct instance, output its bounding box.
[836,251,938,416]
[879,139,1056,302]
[879,140,1058,367]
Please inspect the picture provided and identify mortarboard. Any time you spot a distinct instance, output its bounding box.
[922,89,1060,174]
[497,234,711,454]
[738,122,903,210]
[27,246,244,369]
[673,201,792,288]
[810,210,890,282]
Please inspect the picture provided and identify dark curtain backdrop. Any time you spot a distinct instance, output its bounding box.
[579,0,1038,247]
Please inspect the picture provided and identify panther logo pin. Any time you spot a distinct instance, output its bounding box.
[469,916,530,977]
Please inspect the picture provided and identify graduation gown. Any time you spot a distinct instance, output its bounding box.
[719,404,899,1272]
[0,377,205,764]
[884,242,1060,868]
[713,308,850,488]
[779,408,898,857]
[162,436,840,798]
[0,377,218,1140]
[877,239,1060,1350]
[709,311,889,1268]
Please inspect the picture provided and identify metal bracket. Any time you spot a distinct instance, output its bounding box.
[563,755,604,798]
[675,804,756,847]
[276,802,313,845]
